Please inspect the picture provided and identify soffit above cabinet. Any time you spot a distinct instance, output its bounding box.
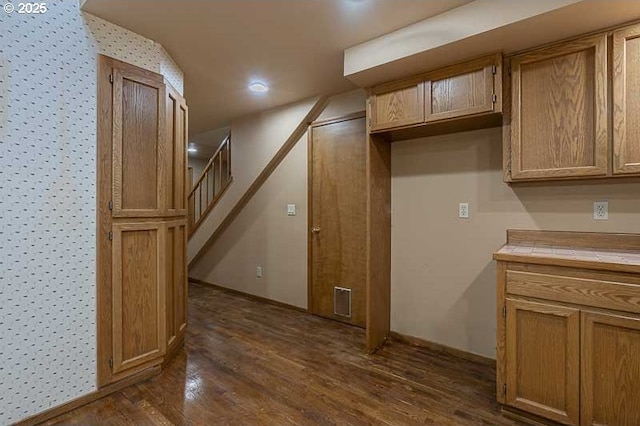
[345,0,640,87]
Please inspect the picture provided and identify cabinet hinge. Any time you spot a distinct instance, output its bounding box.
[492,94,497,104]
[508,66,511,76]
[368,117,371,128]
[108,231,113,241]
[492,65,497,75]
[503,383,507,395]
[502,305,507,318]
[109,74,113,84]
[108,200,113,211]
[109,357,113,369]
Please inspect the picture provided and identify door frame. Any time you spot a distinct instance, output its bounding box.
[306,111,366,318]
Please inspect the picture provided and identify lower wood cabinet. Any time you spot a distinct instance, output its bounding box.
[505,299,580,425]
[495,230,640,425]
[581,311,640,426]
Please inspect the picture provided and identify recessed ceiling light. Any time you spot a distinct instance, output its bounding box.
[248,82,269,93]
[188,147,198,153]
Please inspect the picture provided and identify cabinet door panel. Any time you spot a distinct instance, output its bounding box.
[166,220,187,350]
[166,84,189,214]
[113,70,166,216]
[425,56,499,122]
[112,222,166,375]
[581,311,640,426]
[510,35,608,180]
[370,77,424,132]
[613,24,640,175]
[505,299,579,425]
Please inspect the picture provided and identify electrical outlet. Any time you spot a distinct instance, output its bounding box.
[256,266,262,278]
[458,203,469,219]
[594,201,608,220]
[287,204,296,216]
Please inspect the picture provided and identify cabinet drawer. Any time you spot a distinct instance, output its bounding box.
[506,270,640,314]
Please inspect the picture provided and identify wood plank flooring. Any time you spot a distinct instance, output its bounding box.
[42,282,525,425]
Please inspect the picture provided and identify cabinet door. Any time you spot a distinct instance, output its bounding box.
[613,25,640,175]
[166,220,188,351]
[581,311,640,426]
[112,68,167,217]
[112,222,166,376]
[505,299,580,425]
[370,77,424,132]
[510,34,608,180]
[166,83,189,214]
[425,55,499,122]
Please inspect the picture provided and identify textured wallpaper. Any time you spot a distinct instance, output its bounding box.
[0,3,183,424]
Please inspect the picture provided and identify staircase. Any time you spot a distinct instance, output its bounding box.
[188,135,232,236]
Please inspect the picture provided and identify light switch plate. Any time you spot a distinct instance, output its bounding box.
[458,203,469,219]
[594,201,608,220]
[287,204,296,216]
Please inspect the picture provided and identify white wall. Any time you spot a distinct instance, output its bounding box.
[188,96,323,260]
[0,4,182,423]
[391,127,640,358]
[189,90,367,307]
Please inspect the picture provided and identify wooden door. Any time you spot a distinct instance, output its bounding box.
[112,222,166,374]
[309,115,367,327]
[112,68,167,217]
[510,34,608,180]
[613,24,640,175]
[425,55,500,122]
[581,311,640,426]
[505,299,580,425]
[166,219,188,352]
[370,77,424,132]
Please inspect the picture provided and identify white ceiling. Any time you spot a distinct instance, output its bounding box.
[82,0,472,139]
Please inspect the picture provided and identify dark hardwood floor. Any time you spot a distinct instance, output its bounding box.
[43,282,524,425]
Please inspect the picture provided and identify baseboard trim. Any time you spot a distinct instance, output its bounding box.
[501,406,555,426]
[15,366,161,426]
[189,277,307,313]
[389,331,496,367]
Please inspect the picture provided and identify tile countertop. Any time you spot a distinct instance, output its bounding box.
[493,243,640,274]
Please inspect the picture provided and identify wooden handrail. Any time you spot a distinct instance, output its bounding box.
[188,135,230,199]
[187,134,233,236]
[189,95,329,267]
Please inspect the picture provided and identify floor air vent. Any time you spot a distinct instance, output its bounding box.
[334,286,351,317]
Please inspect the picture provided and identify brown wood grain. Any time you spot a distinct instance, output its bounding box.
[308,115,367,327]
[613,23,640,175]
[506,270,640,315]
[510,34,608,180]
[112,69,167,216]
[41,283,525,426]
[496,261,507,404]
[505,299,580,425]
[425,54,500,122]
[581,311,640,426]
[112,222,166,374]
[366,132,391,352]
[370,76,425,132]
[97,56,188,388]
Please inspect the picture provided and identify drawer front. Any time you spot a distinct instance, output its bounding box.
[506,270,640,314]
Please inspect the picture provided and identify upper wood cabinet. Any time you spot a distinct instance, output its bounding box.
[613,24,640,175]
[425,54,501,122]
[368,54,502,134]
[508,34,608,181]
[369,76,424,132]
